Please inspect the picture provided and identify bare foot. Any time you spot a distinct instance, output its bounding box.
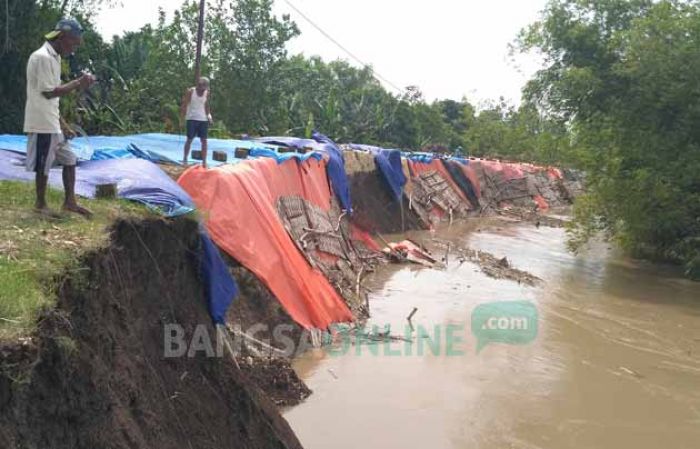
[62,203,93,219]
[34,206,63,219]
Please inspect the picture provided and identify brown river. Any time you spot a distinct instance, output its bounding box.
[284,221,700,449]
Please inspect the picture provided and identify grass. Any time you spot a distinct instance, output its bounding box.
[0,181,154,341]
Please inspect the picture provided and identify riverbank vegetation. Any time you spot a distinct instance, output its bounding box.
[520,0,700,279]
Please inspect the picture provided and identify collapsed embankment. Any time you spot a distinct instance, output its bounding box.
[207,150,583,390]
[0,218,302,449]
[0,143,583,448]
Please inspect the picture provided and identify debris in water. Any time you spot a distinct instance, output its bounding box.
[407,307,418,322]
[619,366,644,379]
[431,240,541,286]
[383,240,439,267]
[497,208,568,228]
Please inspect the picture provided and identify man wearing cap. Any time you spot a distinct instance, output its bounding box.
[24,19,95,217]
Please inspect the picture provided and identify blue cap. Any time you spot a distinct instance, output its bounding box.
[45,19,84,40]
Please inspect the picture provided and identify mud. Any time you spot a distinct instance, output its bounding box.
[237,355,312,407]
[344,151,424,233]
[495,207,570,228]
[226,265,311,406]
[0,218,302,449]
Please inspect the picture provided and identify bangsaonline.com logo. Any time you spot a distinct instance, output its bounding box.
[163,301,538,358]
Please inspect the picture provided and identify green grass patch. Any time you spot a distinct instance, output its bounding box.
[0,181,154,340]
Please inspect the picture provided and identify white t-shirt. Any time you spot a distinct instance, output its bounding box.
[23,42,62,134]
[186,88,209,122]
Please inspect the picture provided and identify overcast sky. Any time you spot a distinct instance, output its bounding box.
[94,0,547,105]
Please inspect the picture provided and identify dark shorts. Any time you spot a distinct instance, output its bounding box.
[186,120,209,140]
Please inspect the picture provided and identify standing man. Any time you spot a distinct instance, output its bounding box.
[24,19,95,217]
[180,77,213,167]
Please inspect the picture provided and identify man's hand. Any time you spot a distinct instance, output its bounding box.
[77,73,96,90]
[208,114,213,124]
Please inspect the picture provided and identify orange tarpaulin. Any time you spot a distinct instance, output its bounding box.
[474,160,526,181]
[178,158,353,329]
[351,225,381,252]
[547,167,563,180]
[533,194,549,210]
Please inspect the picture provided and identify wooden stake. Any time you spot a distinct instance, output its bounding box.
[217,324,241,370]
[194,0,206,83]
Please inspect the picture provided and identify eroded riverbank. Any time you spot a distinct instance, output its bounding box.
[285,220,700,449]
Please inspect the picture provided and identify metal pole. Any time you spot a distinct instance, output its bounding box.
[194,0,206,83]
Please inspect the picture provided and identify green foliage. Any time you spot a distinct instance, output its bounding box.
[1,0,570,155]
[521,0,700,277]
[463,99,574,164]
[1,0,61,133]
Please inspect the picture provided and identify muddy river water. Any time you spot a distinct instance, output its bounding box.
[284,221,700,449]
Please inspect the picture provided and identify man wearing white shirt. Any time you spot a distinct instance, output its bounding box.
[180,77,213,168]
[24,18,95,217]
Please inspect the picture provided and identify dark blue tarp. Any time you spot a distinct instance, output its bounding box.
[442,159,479,208]
[0,149,238,323]
[257,133,353,212]
[311,131,352,212]
[347,143,406,202]
[374,149,406,202]
[200,230,238,324]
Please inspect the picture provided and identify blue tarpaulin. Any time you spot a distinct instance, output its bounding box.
[248,146,323,163]
[257,133,353,212]
[348,143,406,202]
[0,135,33,153]
[405,152,435,164]
[0,149,238,324]
[442,159,479,208]
[0,149,194,216]
[0,133,283,167]
[311,131,352,212]
[200,230,238,324]
[374,149,406,201]
[114,133,277,166]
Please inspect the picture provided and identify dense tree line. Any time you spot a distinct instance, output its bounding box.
[0,0,570,163]
[520,0,700,278]
[1,0,697,278]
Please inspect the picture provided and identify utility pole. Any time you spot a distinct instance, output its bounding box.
[194,0,206,83]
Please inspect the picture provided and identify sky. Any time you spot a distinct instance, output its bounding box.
[94,0,547,105]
